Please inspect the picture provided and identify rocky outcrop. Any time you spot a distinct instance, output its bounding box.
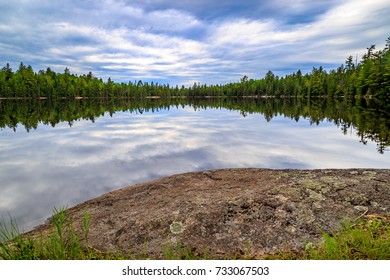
[28,169,390,259]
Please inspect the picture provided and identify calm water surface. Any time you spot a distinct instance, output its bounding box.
[0,98,389,231]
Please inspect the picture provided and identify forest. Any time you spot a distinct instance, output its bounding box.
[0,38,389,99]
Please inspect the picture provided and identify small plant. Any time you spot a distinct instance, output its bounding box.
[0,214,36,260]
[162,241,199,260]
[0,214,21,243]
[83,212,90,245]
[0,208,97,260]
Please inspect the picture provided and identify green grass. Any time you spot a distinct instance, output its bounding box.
[0,207,116,260]
[305,219,390,260]
[269,218,390,260]
[1,209,389,260]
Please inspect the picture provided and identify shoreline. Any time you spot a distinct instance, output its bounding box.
[25,168,390,259]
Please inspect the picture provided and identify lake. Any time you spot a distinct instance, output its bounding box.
[0,97,389,232]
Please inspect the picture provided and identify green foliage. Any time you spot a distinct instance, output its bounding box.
[268,218,390,260]
[0,208,99,260]
[162,242,200,260]
[303,219,390,260]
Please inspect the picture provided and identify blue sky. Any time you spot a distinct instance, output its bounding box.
[0,0,389,86]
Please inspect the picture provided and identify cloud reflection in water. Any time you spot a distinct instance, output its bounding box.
[0,106,389,231]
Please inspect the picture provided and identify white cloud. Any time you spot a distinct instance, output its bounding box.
[269,0,341,14]
[0,0,389,84]
[201,0,389,79]
[147,9,202,32]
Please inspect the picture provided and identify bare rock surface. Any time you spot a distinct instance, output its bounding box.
[28,169,390,258]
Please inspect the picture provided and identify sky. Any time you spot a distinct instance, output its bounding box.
[0,0,389,86]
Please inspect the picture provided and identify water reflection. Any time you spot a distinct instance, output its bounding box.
[0,98,389,232]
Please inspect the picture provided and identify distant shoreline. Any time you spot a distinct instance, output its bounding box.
[0,95,376,100]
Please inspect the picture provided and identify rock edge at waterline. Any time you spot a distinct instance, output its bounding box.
[27,168,390,259]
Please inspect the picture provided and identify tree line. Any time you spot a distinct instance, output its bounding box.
[0,38,389,99]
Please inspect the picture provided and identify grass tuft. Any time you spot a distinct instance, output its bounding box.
[0,208,101,260]
[163,242,200,260]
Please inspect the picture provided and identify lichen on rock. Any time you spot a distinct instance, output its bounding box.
[170,221,185,234]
